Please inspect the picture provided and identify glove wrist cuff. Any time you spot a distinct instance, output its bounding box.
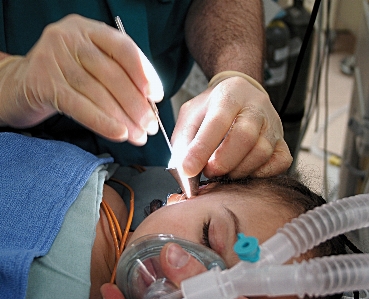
[0,55,22,70]
[208,71,268,96]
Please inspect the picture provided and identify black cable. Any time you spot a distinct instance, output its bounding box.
[279,0,322,117]
[323,0,331,200]
[340,234,363,254]
[293,6,325,160]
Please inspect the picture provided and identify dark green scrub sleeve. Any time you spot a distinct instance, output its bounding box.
[0,1,5,52]
[0,0,195,166]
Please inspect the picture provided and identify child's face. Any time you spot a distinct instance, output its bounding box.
[92,183,304,299]
[128,182,297,268]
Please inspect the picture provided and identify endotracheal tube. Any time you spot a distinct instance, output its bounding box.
[179,193,369,299]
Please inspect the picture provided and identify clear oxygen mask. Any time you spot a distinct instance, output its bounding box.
[115,234,226,299]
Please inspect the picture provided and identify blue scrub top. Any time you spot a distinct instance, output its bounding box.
[0,0,194,166]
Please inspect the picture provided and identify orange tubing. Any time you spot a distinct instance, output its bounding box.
[101,178,135,284]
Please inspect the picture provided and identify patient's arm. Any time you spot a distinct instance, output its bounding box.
[90,184,128,299]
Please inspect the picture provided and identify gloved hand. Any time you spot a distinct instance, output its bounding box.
[0,14,163,145]
[171,71,293,178]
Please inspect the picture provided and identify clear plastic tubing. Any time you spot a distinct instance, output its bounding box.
[181,253,369,298]
[178,193,369,299]
[258,193,369,267]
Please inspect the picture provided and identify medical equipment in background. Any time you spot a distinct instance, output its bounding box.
[265,0,314,164]
[338,0,369,253]
[281,0,314,162]
[116,192,369,299]
[265,18,290,115]
[115,234,226,299]
[339,0,369,198]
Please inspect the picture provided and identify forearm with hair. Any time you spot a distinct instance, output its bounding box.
[185,0,265,83]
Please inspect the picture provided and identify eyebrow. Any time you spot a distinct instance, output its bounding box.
[223,206,241,237]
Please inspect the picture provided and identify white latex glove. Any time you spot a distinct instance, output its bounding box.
[0,14,163,145]
[171,73,292,178]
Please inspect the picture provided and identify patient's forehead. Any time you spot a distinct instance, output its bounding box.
[169,182,287,216]
[198,180,280,201]
[197,183,298,223]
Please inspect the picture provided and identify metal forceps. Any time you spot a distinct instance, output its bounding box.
[114,16,172,153]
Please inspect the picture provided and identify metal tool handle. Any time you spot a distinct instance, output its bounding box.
[114,16,172,153]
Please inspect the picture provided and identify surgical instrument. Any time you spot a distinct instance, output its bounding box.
[115,16,200,198]
[166,167,200,198]
[114,16,172,153]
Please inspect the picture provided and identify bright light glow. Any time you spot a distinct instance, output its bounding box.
[115,16,164,103]
[179,172,192,198]
[138,50,164,102]
[167,155,193,198]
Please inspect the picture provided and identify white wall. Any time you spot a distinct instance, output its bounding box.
[334,0,362,37]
